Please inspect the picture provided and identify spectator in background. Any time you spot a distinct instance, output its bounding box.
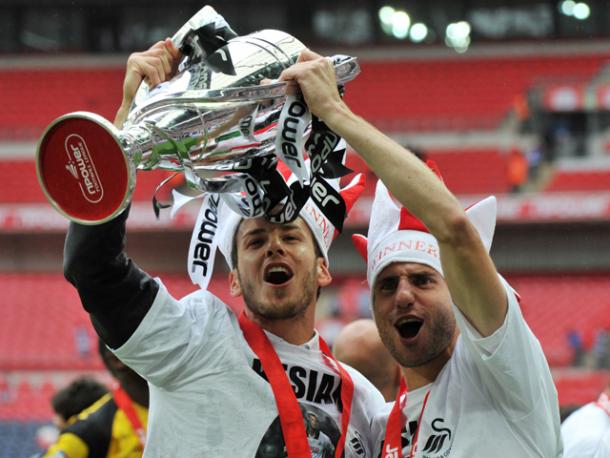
[39,339,149,458]
[567,328,585,367]
[333,319,400,401]
[51,377,108,430]
[561,379,610,457]
[74,325,93,359]
[507,148,528,193]
[526,144,543,182]
[593,328,610,370]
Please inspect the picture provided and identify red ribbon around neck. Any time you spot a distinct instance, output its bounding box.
[112,385,146,449]
[238,311,354,457]
[381,377,430,458]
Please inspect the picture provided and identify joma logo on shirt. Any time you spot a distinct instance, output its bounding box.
[252,359,343,409]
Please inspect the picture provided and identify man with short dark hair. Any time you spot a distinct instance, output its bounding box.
[63,39,383,457]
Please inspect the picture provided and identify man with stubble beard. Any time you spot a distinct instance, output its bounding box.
[63,38,384,457]
[282,50,563,457]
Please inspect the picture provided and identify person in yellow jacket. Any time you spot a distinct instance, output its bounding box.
[40,340,149,458]
[51,377,109,431]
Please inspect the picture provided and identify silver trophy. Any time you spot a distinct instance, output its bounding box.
[35,5,360,225]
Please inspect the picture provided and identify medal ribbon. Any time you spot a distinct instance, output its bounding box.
[238,312,354,458]
[382,377,430,458]
[112,385,146,449]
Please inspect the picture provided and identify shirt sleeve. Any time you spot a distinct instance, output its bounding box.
[452,275,556,420]
[112,281,239,390]
[63,208,158,349]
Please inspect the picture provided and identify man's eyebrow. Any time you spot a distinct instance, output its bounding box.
[280,224,302,232]
[241,223,303,239]
[410,270,434,276]
[241,228,267,238]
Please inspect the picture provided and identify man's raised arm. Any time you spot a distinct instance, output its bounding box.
[64,40,181,348]
[280,50,506,337]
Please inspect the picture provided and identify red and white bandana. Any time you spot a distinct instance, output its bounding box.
[352,161,497,288]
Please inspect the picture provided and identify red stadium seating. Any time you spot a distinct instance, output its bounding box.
[0,273,102,370]
[427,148,510,194]
[0,67,124,140]
[1,54,608,140]
[345,54,608,130]
[3,272,608,369]
[0,380,55,421]
[509,273,610,367]
[0,159,177,204]
[0,272,243,370]
[553,370,610,406]
[345,148,511,195]
[544,169,610,192]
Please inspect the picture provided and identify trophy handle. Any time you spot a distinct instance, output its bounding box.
[36,112,136,225]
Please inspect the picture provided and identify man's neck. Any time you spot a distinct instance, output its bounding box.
[246,308,316,345]
[401,334,457,391]
[119,377,149,407]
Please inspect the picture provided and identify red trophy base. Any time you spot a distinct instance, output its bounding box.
[36,112,134,225]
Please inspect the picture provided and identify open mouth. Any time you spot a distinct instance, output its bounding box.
[264,265,294,285]
[395,317,424,340]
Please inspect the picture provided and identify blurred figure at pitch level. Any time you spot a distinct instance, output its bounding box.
[51,377,109,431]
[38,340,149,458]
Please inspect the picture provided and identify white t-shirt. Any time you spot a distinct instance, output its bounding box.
[370,278,563,458]
[114,280,385,457]
[561,394,610,458]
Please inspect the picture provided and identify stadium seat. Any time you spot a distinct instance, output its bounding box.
[427,148,511,194]
[0,272,243,370]
[0,159,177,204]
[544,169,610,192]
[554,371,610,406]
[508,274,610,367]
[0,67,124,140]
[2,54,608,140]
[345,55,607,131]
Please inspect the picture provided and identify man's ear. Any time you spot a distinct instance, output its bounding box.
[317,258,332,288]
[229,270,242,297]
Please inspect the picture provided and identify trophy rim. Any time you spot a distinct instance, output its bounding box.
[36,111,135,225]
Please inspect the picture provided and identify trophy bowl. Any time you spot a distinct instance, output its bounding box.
[36,6,360,225]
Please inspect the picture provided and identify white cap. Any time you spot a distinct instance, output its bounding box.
[353,175,497,288]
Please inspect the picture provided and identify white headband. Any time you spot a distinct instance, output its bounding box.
[353,177,497,288]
